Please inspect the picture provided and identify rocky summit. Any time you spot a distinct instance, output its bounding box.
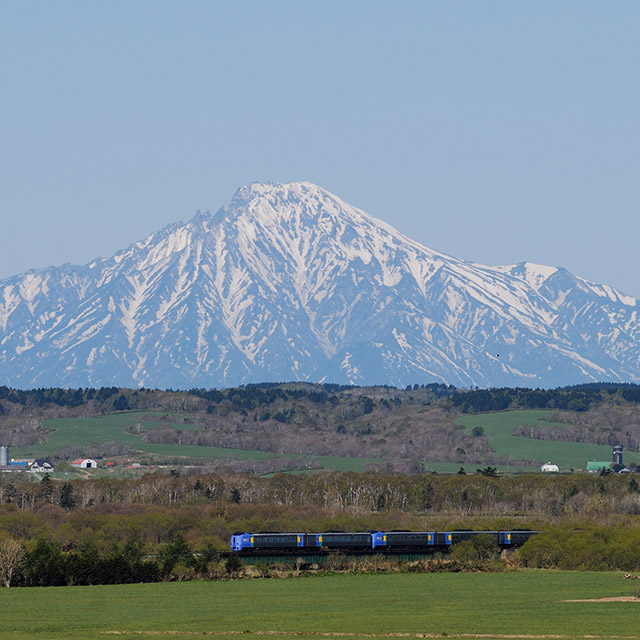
[1,181,638,389]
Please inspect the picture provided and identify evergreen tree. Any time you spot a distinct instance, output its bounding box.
[26,539,67,586]
[59,483,76,510]
[113,394,130,411]
[40,475,53,503]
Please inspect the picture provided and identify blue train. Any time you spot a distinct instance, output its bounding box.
[230,529,536,552]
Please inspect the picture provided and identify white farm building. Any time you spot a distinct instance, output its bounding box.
[541,462,559,473]
[71,458,98,469]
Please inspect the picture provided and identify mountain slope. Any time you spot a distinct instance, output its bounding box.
[1,181,638,389]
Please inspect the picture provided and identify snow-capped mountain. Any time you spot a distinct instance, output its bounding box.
[1,181,638,389]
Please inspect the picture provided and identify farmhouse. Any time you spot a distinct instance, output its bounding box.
[31,459,54,473]
[71,458,98,469]
[540,462,559,473]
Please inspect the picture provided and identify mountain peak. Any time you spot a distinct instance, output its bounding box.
[0,182,639,389]
[497,262,559,290]
[221,181,372,235]
[230,181,326,206]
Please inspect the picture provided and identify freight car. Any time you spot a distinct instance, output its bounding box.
[230,529,536,552]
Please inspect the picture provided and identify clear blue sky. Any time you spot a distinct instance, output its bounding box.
[2,1,640,296]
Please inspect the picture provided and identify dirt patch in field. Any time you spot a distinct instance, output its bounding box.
[562,597,640,602]
[103,630,640,638]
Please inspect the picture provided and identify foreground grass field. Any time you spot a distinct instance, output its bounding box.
[4,571,640,640]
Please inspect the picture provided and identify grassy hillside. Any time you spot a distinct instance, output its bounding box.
[2,383,640,474]
[0,384,481,473]
[18,412,384,473]
[456,409,626,470]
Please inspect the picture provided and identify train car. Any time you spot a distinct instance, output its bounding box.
[501,530,536,546]
[230,532,309,551]
[450,530,501,545]
[449,530,535,547]
[377,531,436,549]
[316,532,375,549]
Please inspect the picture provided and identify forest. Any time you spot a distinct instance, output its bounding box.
[1,469,640,586]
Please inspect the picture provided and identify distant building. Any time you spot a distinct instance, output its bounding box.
[5,459,35,472]
[541,462,559,473]
[587,461,611,473]
[71,458,98,469]
[0,455,27,473]
[613,445,623,466]
[31,459,54,473]
[0,453,55,473]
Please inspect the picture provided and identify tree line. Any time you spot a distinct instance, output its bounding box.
[450,383,640,413]
[2,469,640,518]
[2,381,640,413]
[1,470,640,585]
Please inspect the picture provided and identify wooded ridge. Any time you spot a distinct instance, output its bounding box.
[2,382,640,471]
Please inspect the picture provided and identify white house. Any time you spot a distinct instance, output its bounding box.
[71,458,98,469]
[30,459,54,473]
[541,462,559,473]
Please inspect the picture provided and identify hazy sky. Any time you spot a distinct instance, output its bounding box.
[2,1,640,296]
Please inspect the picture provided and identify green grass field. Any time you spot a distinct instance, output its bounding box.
[3,571,639,640]
[18,412,383,473]
[456,409,640,470]
[14,408,640,475]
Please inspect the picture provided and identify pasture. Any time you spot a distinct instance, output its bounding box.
[11,406,640,474]
[18,411,383,473]
[455,409,639,470]
[3,570,639,640]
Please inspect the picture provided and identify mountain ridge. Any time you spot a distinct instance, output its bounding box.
[0,181,638,389]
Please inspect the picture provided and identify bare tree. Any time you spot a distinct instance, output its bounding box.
[0,538,26,587]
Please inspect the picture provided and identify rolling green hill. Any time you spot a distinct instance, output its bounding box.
[456,409,637,470]
[17,412,384,473]
[2,383,640,474]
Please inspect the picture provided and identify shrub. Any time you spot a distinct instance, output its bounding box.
[224,555,243,576]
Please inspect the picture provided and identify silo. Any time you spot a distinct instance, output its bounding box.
[0,446,8,466]
[613,445,623,466]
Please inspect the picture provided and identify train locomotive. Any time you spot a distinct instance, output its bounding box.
[230,529,536,553]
